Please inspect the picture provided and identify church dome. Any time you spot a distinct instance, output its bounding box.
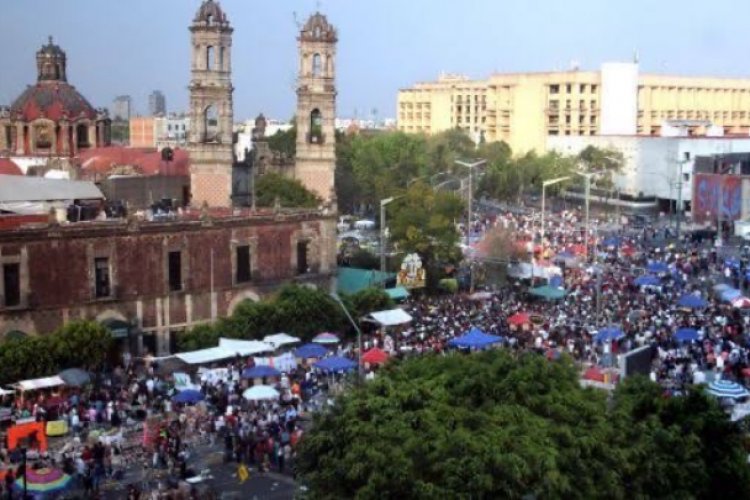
[193,0,229,26]
[300,13,337,43]
[10,81,97,122]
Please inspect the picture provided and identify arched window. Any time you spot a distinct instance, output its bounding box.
[203,105,219,142]
[76,123,89,149]
[219,47,225,71]
[206,14,213,26]
[314,27,321,38]
[206,46,214,71]
[312,53,322,77]
[309,109,323,144]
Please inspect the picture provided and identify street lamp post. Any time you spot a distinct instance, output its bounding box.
[380,196,401,278]
[331,292,363,380]
[575,171,596,260]
[541,176,571,251]
[455,159,487,292]
[675,154,690,241]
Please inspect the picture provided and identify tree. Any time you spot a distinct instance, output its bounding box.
[388,183,465,288]
[267,123,297,158]
[345,249,380,270]
[577,145,624,191]
[297,351,750,499]
[273,285,346,340]
[254,173,321,208]
[346,287,394,320]
[427,128,476,174]
[335,130,361,214]
[220,300,280,340]
[177,323,220,352]
[51,320,113,371]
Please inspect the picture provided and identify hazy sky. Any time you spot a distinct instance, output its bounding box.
[2,0,749,121]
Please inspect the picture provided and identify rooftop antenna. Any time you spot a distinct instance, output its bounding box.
[633,49,640,64]
[292,11,302,30]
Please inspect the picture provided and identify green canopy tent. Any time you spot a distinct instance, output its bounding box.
[336,267,395,295]
[385,286,409,301]
[529,285,567,301]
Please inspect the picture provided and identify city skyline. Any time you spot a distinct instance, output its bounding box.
[2,0,750,120]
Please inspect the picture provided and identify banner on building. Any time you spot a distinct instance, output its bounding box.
[693,174,743,224]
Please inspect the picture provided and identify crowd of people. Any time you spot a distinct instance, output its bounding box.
[0,206,748,498]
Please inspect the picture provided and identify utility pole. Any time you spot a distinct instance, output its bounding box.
[675,152,690,241]
[455,159,487,292]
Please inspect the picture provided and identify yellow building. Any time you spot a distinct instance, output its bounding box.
[397,64,750,155]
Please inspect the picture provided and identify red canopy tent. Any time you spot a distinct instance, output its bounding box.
[507,312,531,327]
[362,348,389,365]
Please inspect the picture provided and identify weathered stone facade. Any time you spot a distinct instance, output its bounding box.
[0,209,337,355]
[294,13,337,203]
[187,1,235,208]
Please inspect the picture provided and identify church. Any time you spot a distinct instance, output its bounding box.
[0,1,339,356]
[0,37,111,157]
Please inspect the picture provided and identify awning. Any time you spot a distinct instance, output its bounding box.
[101,318,130,339]
[175,347,237,365]
[368,308,413,326]
[337,267,395,295]
[385,287,409,300]
[15,376,65,391]
[218,338,273,356]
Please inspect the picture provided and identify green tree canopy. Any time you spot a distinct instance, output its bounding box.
[297,351,750,499]
[254,173,321,208]
[387,183,465,282]
[267,123,297,158]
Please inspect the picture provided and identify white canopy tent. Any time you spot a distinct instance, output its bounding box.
[15,375,66,391]
[218,338,274,356]
[262,333,301,349]
[175,347,237,365]
[368,308,413,327]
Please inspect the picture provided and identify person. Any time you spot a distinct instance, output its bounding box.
[4,467,14,500]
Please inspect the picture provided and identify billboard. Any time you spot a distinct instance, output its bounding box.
[692,174,743,224]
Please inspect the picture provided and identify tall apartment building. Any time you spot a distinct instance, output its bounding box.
[112,95,132,121]
[149,90,166,116]
[398,63,750,154]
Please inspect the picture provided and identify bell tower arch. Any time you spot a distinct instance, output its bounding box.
[294,13,337,204]
[187,0,234,208]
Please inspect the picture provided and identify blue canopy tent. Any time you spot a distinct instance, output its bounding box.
[677,294,708,309]
[448,326,504,349]
[293,343,328,359]
[313,356,358,374]
[548,275,564,288]
[707,380,750,400]
[719,288,743,303]
[242,366,282,378]
[647,261,670,274]
[634,275,660,287]
[673,327,699,343]
[595,327,624,343]
[602,236,621,248]
[172,389,204,404]
[725,257,741,270]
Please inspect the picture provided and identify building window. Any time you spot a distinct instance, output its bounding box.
[566,84,572,93]
[206,46,214,71]
[309,109,323,143]
[2,263,20,308]
[236,245,252,283]
[591,85,598,93]
[312,53,322,77]
[297,241,309,275]
[580,84,586,93]
[168,251,182,291]
[94,257,111,298]
[550,84,560,94]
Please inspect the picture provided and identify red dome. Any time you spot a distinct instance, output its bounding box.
[0,159,22,176]
[10,81,97,122]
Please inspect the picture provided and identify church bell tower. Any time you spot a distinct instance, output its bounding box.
[187,0,234,208]
[294,13,337,204]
